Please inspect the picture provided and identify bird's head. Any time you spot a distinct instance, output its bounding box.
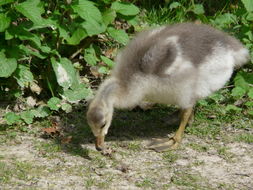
[86,100,113,151]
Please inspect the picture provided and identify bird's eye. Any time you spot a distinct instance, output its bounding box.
[101,123,106,129]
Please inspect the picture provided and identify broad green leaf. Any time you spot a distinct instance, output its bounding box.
[58,25,70,40]
[248,110,253,116]
[169,2,181,9]
[100,56,115,68]
[225,105,242,112]
[32,106,51,118]
[213,13,237,27]
[232,86,246,97]
[47,97,61,111]
[234,72,249,91]
[72,0,103,23]
[84,45,99,66]
[61,84,92,102]
[241,0,253,12]
[246,12,253,21]
[66,27,88,45]
[111,1,139,16]
[61,103,72,113]
[245,30,253,41]
[20,110,34,124]
[19,44,47,59]
[51,57,79,89]
[98,66,109,74]
[7,26,41,47]
[15,0,45,25]
[14,64,34,88]
[248,88,253,98]
[102,9,116,26]
[245,101,253,107]
[72,0,105,36]
[81,19,106,36]
[192,4,205,15]
[197,99,208,106]
[0,0,15,6]
[0,51,17,78]
[0,13,11,32]
[107,27,129,45]
[4,112,21,125]
[209,93,225,102]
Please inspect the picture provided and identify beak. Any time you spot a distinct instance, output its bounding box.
[95,135,105,151]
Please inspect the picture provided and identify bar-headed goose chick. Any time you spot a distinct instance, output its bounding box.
[87,23,249,152]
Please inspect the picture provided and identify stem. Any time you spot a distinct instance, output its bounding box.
[46,77,55,97]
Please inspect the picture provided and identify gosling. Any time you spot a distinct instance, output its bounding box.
[87,23,249,152]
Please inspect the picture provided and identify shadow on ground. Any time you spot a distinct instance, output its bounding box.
[43,105,180,158]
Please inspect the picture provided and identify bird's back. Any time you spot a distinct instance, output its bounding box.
[112,23,248,87]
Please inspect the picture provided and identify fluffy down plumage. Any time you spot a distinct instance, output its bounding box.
[87,23,249,151]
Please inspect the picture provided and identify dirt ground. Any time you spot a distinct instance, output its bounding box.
[0,107,253,190]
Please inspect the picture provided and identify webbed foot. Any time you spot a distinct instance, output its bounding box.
[147,137,180,152]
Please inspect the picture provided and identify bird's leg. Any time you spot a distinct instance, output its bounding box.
[148,107,193,152]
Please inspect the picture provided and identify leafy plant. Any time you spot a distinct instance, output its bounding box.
[0,0,140,125]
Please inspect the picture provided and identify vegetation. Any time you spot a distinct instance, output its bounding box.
[1,1,253,189]
[0,0,252,126]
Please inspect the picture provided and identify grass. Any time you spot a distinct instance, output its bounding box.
[136,178,155,188]
[217,147,235,162]
[0,160,46,185]
[162,151,180,163]
[0,2,253,189]
[235,133,253,143]
[188,143,209,152]
[171,171,213,189]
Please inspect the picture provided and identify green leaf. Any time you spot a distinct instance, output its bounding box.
[111,1,140,16]
[72,0,103,22]
[241,0,253,12]
[7,25,41,47]
[61,84,92,102]
[20,110,34,124]
[0,0,15,6]
[248,110,253,116]
[66,27,88,45]
[213,13,237,27]
[81,19,106,36]
[107,27,129,45]
[197,99,208,106]
[14,64,34,88]
[47,97,61,111]
[234,72,249,91]
[4,112,21,125]
[0,13,11,32]
[61,103,72,113]
[245,101,253,107]
[51,57,79,89]
[225,105,242,112]
[232,86,246,97]
[98,66,109,74]
[209,92,225,102]
[169,2,181,9]
[0,51,17,78]
[84,45,99,66]
[192,4,205,15]
[100,56,115,68]
[246,12,253,21]
[19,44,47,59]
[248,88,253,98]
[15,0,45,25]
[32,106,51,118]
[102,9,116,26]
[72,0,106,36]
